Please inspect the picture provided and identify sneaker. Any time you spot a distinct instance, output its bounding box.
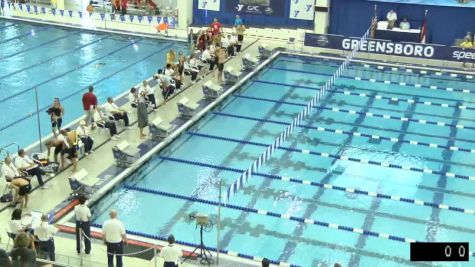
[41,185,49,189]
[111,136,118,141]
[85,152,90,156]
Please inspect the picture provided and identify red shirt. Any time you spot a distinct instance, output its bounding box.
[82,92,97,111]
[210,22,222,35]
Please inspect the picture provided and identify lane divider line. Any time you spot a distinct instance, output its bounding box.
[253,80,475,111]
[0,25,50,44]
[215,109,475,154]
[270,67,475,95]
[122,184,475,257]
[159,155,475,216]
[0,31,77,60]
[233,94,475,132]
[0,43,174,133]
[0,36,107,80]
[187,131,475,182]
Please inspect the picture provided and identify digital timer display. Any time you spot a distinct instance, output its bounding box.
[410,242,469,261]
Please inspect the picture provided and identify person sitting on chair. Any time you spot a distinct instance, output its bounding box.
[58,129,79,173]
[2,156,27,206]
[15,149,47,189]
[128,87,139,108]
[155,69,175,101]
[76,120,94,155]
[399,17,410,30]
[94,108,120,141]
[103,97,130,128]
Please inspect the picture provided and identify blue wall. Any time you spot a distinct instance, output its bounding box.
[329,0,475,46]
[192,0,314,29]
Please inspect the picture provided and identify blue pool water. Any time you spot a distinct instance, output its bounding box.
[0,19,188,150]
[91,54,475,266]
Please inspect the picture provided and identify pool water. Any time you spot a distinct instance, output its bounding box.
[0,19,188,150]
[91,55,475,266]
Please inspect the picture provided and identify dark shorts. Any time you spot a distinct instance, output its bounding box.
[19,184,31,196]
[217,63,224,71]
[66,147,78,159]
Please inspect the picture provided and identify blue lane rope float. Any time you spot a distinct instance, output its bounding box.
[0,36,107,80]
[278,56,474,80]
[225,24,373,202]
[90,222,301,267]
[122,185,475,257]
[0,43,174,133]
[0,31,77,60]
[187,131,475,181]
[233,94,475,131]
[159,154,475,216]
[213,111,475,154]
[252,79,475,111]
[270,67,475,95]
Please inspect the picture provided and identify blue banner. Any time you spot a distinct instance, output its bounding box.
[78,11,82,18]
[129,15,134,22]
[110,13,115,20]
[51,8,55,16]
[120,15,125,22]
[147,15,153,24]
[304,33,475,63]
[68,10,72,17]
[26,4,30,12]
[137,15,143,23]
[100,13,105,20]
[226,0,284,17]
[41,7,45,14]
[33,5,37,14]
[59,9,64,16]
[367,0,475,8]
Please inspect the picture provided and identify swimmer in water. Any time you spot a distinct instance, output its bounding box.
[95,62,106,68]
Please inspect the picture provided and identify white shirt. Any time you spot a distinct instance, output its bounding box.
[400,21,410,30]
[140,85,153,96]
[9,219,22,233]
[201,49,211,61]
[158,74,173,88]
[103,102,119,115]
[14,155,36,170]
[74,204,91,222]
[387,11,397,21]
[229,36,237,45]
[164,68,174,77]
[102,218,125,243]
[2,162,20,179]
[159,244,182,264]
[221,38,230,48]
[34,222,58,241]
[76,125,91,138]
[128,92,138,104]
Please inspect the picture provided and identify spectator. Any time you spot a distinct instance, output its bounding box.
[236,24,246,53]
[186,54,200,82]
[159,235,182,267]
[201,46,214,73]
[46,98,64,133]
[262,258,270,267]
[156,69,175,101]
[86,0,94,13]
[93,108,120,140]
[9,178,31,209]
[176,57,186,85]
[399,17,410,30]
[188,28,195,50]
[82,85,98,129]
[0,236,13,267]
[227,34,237,57]
[196,30,207,51]
[34,213,59,261]
[234,15,243,27]
[10,232,36,265]
[76,120,94,155]
[121,0,127,15]
[166,49,176,66]
[140,80,157,110]
[102,210,128,267]
[15,149,47,189]
[59,129,78,173]
[216,47,227,84]
[113,0,120,13]
[9,209,29,236]
[137,87,149,139]
[103,97,130,128]
[2,156,25,205]
[210,18,223,44]
[386,9,397,30]
[165,64,182,90]
[74,194,91,255]
[460,37,474,68]
[128,87,139,108]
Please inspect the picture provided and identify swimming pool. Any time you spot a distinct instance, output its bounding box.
[0,19,188,150]
[89,54,475,266]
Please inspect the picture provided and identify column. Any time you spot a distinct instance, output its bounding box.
[314,0,330,34]
[176,0,193,30]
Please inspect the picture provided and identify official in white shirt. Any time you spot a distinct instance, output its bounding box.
[386,9,397,29]
[103,97,130,128]
[2,156,26,203]
[399,17,411,31]
[159,235,182,267]
[128,87,139,108]
[140,80,157,110]
[102,210,127,267]
[74,194,92,254]
[76,120,94,155]
[34,213,59,261]
[15,149,47,189]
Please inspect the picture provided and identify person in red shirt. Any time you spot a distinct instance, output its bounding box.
[120,0,127,15]
[210,18,223,44]
[82,85,97,129]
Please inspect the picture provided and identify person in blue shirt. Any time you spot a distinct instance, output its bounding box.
[234,15,243,27]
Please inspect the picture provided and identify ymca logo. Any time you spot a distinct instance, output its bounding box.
[294,10,300,18]
[235,4,243,11]
[201,1,207,8]
[306,4,312,11]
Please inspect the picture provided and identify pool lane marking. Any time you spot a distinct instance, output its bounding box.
[214,110,475,154]
[279,56,474,80]
[187,131,475,182]
[270,67,475,95]
[89,223,301,267]
[0,39,137,105]
[0,43,174,133]
[123,184,475,256]
[233,94,475,132]
[0,23,16,31]
[0,26,50,45]
[0,36,107,80]
[0,31,77,60]
[253,80,475,111]
[159,154,475,216]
